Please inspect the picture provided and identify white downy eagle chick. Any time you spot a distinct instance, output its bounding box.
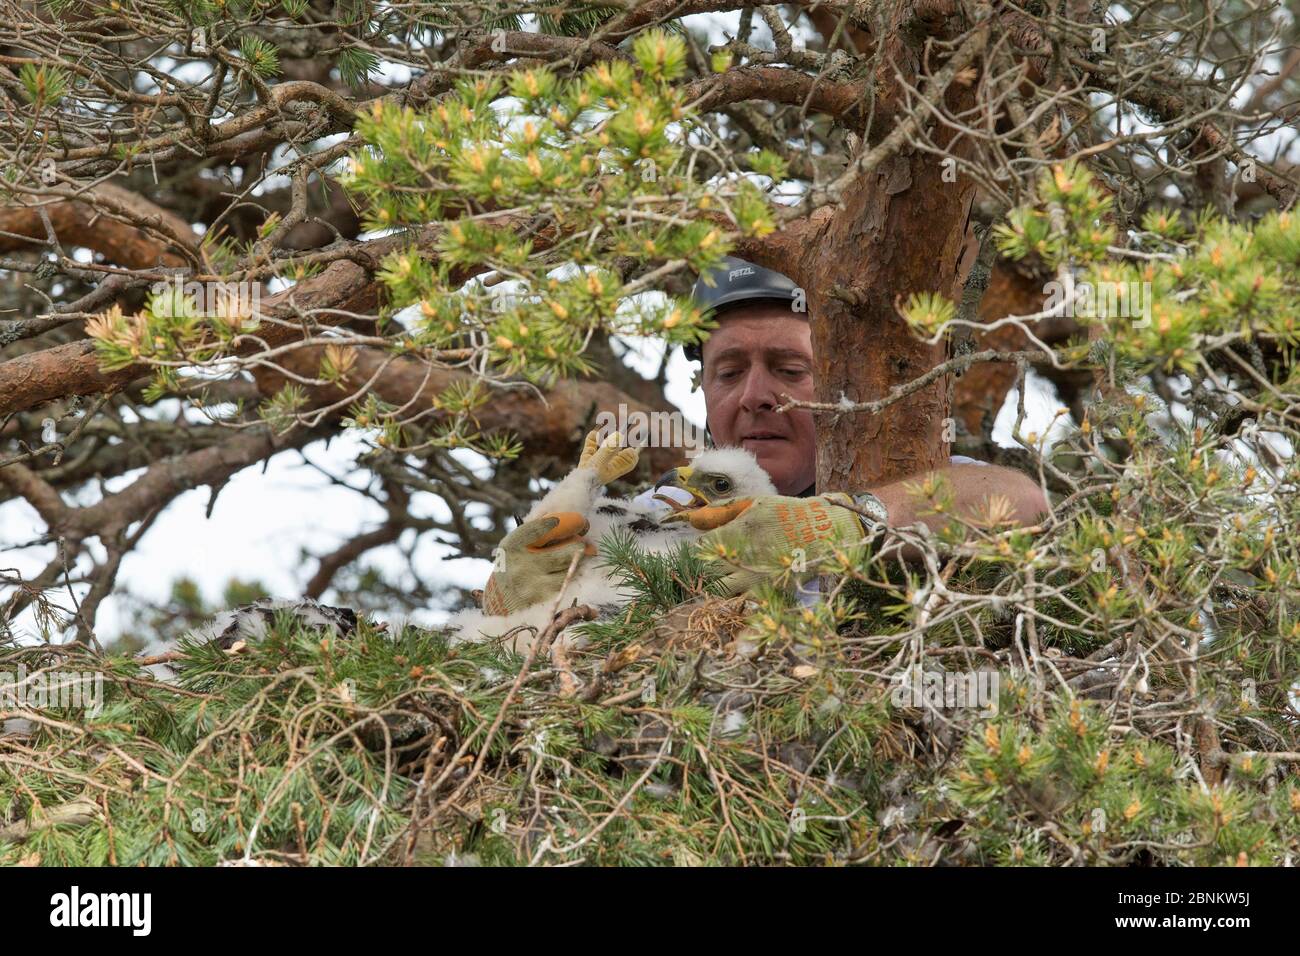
[448,435,774,653]
[651,447,777,513]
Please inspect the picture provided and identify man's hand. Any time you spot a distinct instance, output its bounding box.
[666,493,869,597]
[482,512,594,615]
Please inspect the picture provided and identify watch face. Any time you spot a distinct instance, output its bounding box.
[854,492,888,524]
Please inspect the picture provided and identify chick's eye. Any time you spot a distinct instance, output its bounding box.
[713,477,731,494]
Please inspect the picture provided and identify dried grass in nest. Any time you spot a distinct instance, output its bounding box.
[645,594,757,654]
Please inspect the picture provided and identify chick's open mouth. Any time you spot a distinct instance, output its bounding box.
[652,488,711,511]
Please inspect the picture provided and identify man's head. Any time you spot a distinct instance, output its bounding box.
[689,258,816,495]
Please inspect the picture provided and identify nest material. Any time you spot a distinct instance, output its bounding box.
[643,594,757,654]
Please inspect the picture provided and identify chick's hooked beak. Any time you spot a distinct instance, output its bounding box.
[654,465,691,490]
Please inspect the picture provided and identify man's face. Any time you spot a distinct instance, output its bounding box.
[700,303,817,495]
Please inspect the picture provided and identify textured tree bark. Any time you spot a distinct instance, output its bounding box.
[805,159,975,490]
[800,14,980,491]
[0,181,199,269]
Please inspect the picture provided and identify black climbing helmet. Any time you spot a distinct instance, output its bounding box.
[684,256,802,363]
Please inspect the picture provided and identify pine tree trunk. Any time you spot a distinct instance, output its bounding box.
[799,18,981,492]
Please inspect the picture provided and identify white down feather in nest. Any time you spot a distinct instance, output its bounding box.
[446,441,776,655]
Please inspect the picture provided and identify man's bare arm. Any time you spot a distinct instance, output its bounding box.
[868,464,1050,538]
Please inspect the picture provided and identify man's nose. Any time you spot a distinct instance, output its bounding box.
[737,367,779,414]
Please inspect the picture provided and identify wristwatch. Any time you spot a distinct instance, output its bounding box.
[824,490,889,536]
[850,491,889,532]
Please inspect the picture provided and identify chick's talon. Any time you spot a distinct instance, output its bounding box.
[594,446,640,484]
[579,430,639,484]
[577,429,604,469]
